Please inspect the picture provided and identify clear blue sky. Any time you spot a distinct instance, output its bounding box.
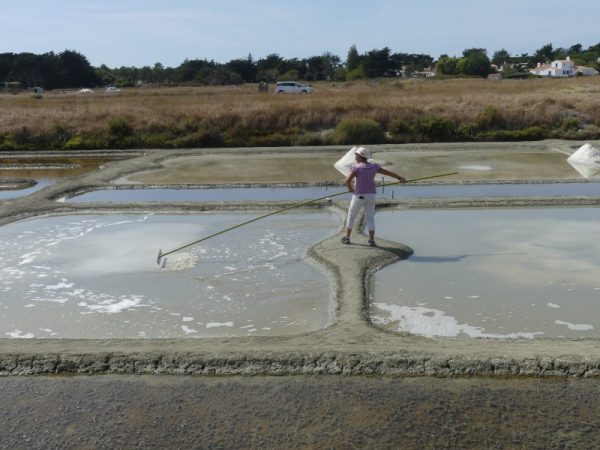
[3,0,599,67]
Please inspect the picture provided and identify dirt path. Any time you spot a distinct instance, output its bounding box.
[3,375,600,449]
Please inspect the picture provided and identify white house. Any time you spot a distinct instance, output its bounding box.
[530,56,598,77]
[530,56,576,77]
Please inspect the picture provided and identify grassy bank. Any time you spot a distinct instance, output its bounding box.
[1,77,600,150]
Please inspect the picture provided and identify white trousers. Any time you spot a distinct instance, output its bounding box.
[346,193,376,231]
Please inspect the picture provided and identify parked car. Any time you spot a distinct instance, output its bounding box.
[274,81,313,94]
[105,86,120,92]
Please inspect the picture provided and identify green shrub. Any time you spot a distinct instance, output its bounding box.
[221,133,244,147]
[139,132,173,148]
[247,133,293,147]
[459,106,506,138]
[346,67,365,81]
[333,67,347,81]
[64,134,85,149]
[559,116,581,132]
[414,114,460,141]
[173,130,224,148]
[480,126,547,141]
[477,106,505,130]
[177,117,199,133]
[331,118,386,145]
[280,69,299,81]
[0,133,18,150]
[107,116,134,139]
[389,118,415,143]
[292,132,322,146]
[12,127,33,147]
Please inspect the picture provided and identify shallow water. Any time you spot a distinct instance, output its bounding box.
[65,181,600,203]
[0,211,340,338]
[0,159,108,200]
[0,179,53,199]
[371,208,600,339]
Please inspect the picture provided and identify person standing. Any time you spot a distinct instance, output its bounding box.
[342,147,405,247]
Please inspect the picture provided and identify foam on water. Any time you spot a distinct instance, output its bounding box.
[555,320,593,331]
[372,303,543,339]
[0,212,339,338]
[5,330,35,339]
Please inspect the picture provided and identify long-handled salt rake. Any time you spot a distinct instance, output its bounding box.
[156,171,458,267]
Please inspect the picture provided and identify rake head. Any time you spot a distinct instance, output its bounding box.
[157,249,167,268]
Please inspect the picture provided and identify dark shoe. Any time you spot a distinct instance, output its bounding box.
[368,240,377,247]
[341,237,351,244]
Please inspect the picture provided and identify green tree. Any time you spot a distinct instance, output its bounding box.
[59,50,99,87]
[435,56,460,76]
[391,53,434,74]
[363,47,394,77]
[153,62,165,83]
[95,64,116,86]
[173,59,213,83]
[533,43,555,63]
[257,53,284,73]
[321,52,341,80]
[305,55,323,81]
[492,49,510,66]
[459,49,492,77]
[346,44,360,71]
[227,54,257,82]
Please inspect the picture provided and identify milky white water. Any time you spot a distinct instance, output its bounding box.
[0,212,340,338]
[371,208,600,339]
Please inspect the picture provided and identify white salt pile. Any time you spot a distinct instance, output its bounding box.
[567,143,600,178]
[161,252,199,272]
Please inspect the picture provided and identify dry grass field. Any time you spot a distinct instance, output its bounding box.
[1,77,600,150]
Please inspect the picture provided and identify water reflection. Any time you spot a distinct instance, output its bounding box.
[66,182,600,203]
[372,208,600,339]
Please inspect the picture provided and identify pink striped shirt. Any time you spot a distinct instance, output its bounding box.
[351,162,380,194]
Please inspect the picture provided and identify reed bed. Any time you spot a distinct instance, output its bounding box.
[1,77,599,150]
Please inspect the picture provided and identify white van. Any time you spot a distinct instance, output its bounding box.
[274,81,313,94]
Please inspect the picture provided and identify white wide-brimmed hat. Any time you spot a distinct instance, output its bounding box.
[355,147,370,159]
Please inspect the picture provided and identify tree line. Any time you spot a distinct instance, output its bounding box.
[2,42,599,90]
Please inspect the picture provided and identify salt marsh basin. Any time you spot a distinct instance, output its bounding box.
[0,211,339,339]
[3,141,600,378]
[372,207,600,339]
